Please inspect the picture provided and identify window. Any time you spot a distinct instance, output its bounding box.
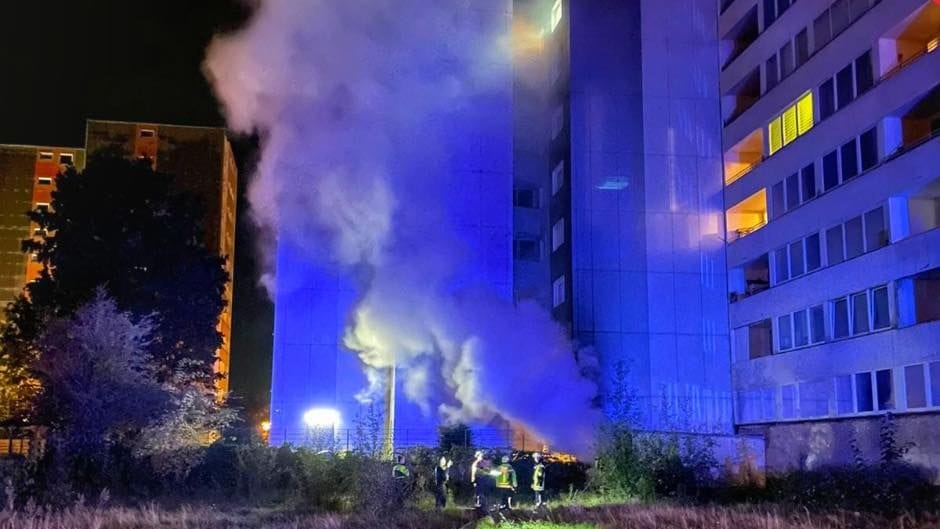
[139,128,156,138]
[810,304,826,343]
[59,153,74,165]
[835,375,853,413]
[931,362,940,407]
[852,291,869,334]
[819,79,836,120]
[771,182,785,218]
[763,0,777,28]
[38,151,54,160]
[823,150,839,191]
[748,319,773,359]
[800,380,829,417]
[831,0,849,35]
[36,202,50,213]
[806,233,821,271]
[797,92,814,135]
[800,164,816,201]
[872,285,890,329]
[766,55,779,92]
[513,238,540,262]
[905,365,926,408]
[876,369,894,410]
[840,138,859,182]
[788,240,804,277]
[785,173,799,210]
[793,310,809,347]
[550,0,562,31]
[860,128,878,171]
[826,225,844,265]
[33,227,45,237]
[780,41,794,78]
[836,64,854,109]
[777,313,793,351]
[37,177,53,186]
[551,161,564,195]
[814,12,832,51]
[855,372,873,412]
[854,51,874,95]
[844,215,863,259]
[552,276,566,307]
[513,188,539,208]
[864,207,886,251]
[552,218,565,251]
[795,29,809,68]
[833,298,850,338]
[767,92,813,155]
[552,107,564,139]
[774,246,789,283]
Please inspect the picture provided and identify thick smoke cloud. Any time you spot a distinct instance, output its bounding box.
[206,0,600,455]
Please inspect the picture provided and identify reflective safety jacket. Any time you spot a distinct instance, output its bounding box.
[495,463,517,490]
[532,463,546,492]
[392,464,410,479]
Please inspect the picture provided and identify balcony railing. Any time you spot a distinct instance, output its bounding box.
[729,220,767,242]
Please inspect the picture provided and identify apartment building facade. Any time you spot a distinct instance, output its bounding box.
[721,0,940,470]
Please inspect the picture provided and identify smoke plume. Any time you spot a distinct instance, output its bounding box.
[206,0,600,455]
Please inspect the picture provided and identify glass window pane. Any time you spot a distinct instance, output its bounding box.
[786,173,800,209]
[768,117,783,154]
[814,13,832,51]
[782,105,798,145]
[749,320,773,359]
[763,0,777,28]
[834,298,850,338]
[820,79,836,120]
[831,0,850,35]
[795,29,809,67]
[855,51,874,95]
[860,128,878,171]
[856,372,873,412]
[865,207,887,251]
[801,164,817,200]
[827,225,844,265]
[823,150,839,190]
[876,369,894,410]
[775,247,789,283]
[806,233,821,271]
[766,55,779,91]
[772,181,785,218]
[845,216,864,259]
[789,240,805,277]
[841,138,859,181]
[836,64,854,108]
[872,286,890,329]
[930,362,940,406]
[852,291,870,334]
[778,314,793,350]
[797,92,815,135]
[835,375,853,414]
[794,310,809,347]
[905,365,927,408]
[780,42,794,78]
[810,305,826,342]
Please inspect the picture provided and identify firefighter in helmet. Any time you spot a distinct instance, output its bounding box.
[493,455,517,510]
[470,450,487,508]
[392,454,410,479]
[531,452,546,508]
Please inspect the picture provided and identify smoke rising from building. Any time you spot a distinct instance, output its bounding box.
[205,0,600,455]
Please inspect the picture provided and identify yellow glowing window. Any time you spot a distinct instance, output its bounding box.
[768,118,783,155]
[797,92,814,135]
[782,106,798,146]
[551,0,562,32]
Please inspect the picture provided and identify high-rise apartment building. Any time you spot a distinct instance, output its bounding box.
[85,120,239,392]
[721,0,940,470]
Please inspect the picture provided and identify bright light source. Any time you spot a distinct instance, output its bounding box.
[260,420,271,432]
[303,407,340,428]
[550,0,562,32]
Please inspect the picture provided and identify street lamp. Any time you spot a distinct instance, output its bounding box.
[303,408,341,428]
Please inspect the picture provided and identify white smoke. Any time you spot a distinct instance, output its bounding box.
[205,0,600,455]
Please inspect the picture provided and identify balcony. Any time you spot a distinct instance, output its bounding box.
[720,6,759,69]
[723,128,764,185]
[723,67,761,126]
[878,1,940,80]
[729,253,770,303]
[726,189,768,241]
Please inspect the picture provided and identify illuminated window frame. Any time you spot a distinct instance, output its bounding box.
[38,151,54,161]
[767,92,814,155]
[59,153,74,165]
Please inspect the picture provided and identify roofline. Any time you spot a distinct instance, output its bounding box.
[0,143,86,151]
[86,118,230,133]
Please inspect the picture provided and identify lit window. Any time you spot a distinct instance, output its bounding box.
[550,0,562,32]
[37,177,53,186]
[782,104,798,145]
[59,153,74,165]
[36,202,50,213]
[796,92,814,134]
[928,37,939,54]
[552,218,565,251]
[766,92,814,155]
[552,275,566,307]
[768,118,783,155]
[551,161,564,195]
[139,128,156,138]
[38,151,54,161]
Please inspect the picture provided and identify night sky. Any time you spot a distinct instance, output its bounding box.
[0,0,272,420]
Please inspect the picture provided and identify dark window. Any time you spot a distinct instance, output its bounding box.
[793,310,809,347]
[766,55,779,90]
[59,153,74,165]
[826,225,844,265]
[772,181,785,218]
[801,164,816,200]
[872,286,890,330]
[139,129,155,138]
[810,305,826,342]
[860,128,878,171]
[789,240,805,277]
[856,372,873,411]
[814,12,832,51]
[795,29,809,67]
[780,41,794,78]
[932,363,940,407]
[763,0,777,28]
[748,320,773,359]
[775,246,789,283]
[823,150,839,190]
[840,138,859,181]
[855,51,874,95]
[845,216,864,259]
[836,64,854,108]
[876,369,894,410]
[852,291,869,334]
[777,0,791,15]
[778,314,793,350]
[785,173,800,210]
[834,298,850,338]
[906,365,927,408]
[37,177,53,186]
[513,188,539,208]
[513,239,540,261]
[819,79,836,120]
[831,0,850,35]
[864,207,887,250]
[806,233,821,271]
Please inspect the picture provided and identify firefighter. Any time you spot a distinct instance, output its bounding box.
[470,450,486,508]
[494,455,517,510]
[392,454,410,479]
[434,456,453,509]
[531,452,546,508]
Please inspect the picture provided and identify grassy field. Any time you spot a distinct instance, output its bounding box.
[0,503,937,529]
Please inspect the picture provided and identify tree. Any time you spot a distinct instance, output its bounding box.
[4,152,228,389]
